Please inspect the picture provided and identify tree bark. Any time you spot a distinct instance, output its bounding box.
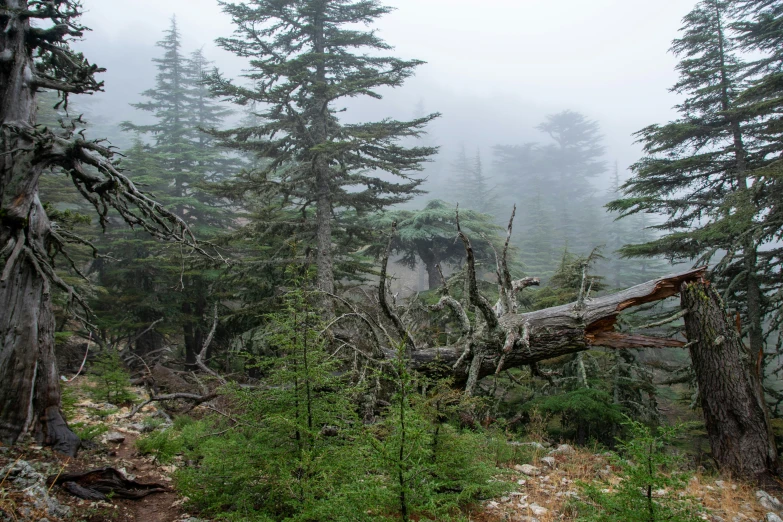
[681,280,779,482]
[0,0,79,455]
[312,4,334,318]
[398,268,705,384]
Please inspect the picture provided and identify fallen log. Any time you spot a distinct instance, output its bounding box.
[393,267,706,385]
[47,468,167,500]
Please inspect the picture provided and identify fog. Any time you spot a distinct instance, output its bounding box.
[73,0,694,181]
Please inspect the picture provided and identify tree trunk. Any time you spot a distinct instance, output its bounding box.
[681,280,779,482]
[0,214,79,455]
[0,0,79,455]
[425,260,440,291]
[399,268,705,384]
[312,5,334,318]
[183,297,205,370]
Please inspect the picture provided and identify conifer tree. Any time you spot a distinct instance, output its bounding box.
[369,200,503,290]
[447,147,492,213]
[0,0,199,454]
[206,0,439,314]
[733,0,783,383]
[96,18,234,366]
[608,0,771,371]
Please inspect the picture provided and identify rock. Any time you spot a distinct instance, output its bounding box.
[517,479,526,485]
[758,491,783,513]
[540,456,556,468]
[501,496,510,502]
[0,460,40,488]
[529,503,548,516]
[548,443,575,455]
[514,464,541,476]
[766,514,783,522]
[103,431,126,444]
[715,480,725,488]
[509,441,546,451]
[486,501,499,509]
[24,479,71,518]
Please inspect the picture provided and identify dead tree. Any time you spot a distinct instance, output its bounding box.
[0,1,204,456]
[368,209,699,393]
[362,210,780,482]
[681,280,780,482]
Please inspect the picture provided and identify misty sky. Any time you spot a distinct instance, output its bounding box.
[73,0,696,182]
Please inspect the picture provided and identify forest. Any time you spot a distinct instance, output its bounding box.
[2,0,783,521]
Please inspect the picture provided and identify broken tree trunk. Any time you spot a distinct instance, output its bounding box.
[681,280,780,482]
[394,267,706,385]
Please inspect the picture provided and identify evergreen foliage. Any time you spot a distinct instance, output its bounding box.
[575,419,701,522]
[205,0,439,303]
[608,0,783,396]
[493,111,607,280]
[136,270,505,521]
[368,199,505,290]
[88,350,136,405]
[93,17,235,366]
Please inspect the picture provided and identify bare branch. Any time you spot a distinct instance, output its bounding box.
[196,304,226,385]
[378,222,417,353]
[456,205,498,330]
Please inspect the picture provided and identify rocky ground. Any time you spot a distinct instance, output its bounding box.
[479,442,782,522]
[2,379,783,521]
[0,378,203,522]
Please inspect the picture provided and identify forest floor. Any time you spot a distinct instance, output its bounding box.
[0,378,199,522]
[1,379,782,522]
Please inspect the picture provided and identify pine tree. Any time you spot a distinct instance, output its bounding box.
[733,0,783,390]
[608,0,772,375]
[206,0,439,315]
[368,200,503,290]
[0,0,198,454]
[95,17,235,366]
[493,111,606,279]
[536,110,606,254]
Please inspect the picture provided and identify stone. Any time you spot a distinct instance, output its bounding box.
[514,464,541,476]
[529,503,548,516]
[510,441,546,451]
[103,431,126,444]
[758,491,783,513]
[540,456,556,468]
[548,443,575,455]
[766,514,783,522]
[517,479,526,485]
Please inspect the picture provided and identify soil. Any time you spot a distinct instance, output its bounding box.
[0,378,202,522]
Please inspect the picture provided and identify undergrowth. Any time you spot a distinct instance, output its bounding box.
[136,269,511,521]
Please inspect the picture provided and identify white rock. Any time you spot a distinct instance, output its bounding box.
[514,464,541,476]
[486,501,499,509]
[758,491,783,513]
[548,443,575,455]
[103,431,126,444]
[540,456,556,468]
[715,480,725,488]
[517,479,527,485]
[766,513,783,522]
[529,503,548,516]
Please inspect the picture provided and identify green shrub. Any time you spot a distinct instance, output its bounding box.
[573,418,701,522]
[88,350,136,405]
[149,272,506,521]
[60,382,79,421]
[72,422,109,442]
[523,388,624,445]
